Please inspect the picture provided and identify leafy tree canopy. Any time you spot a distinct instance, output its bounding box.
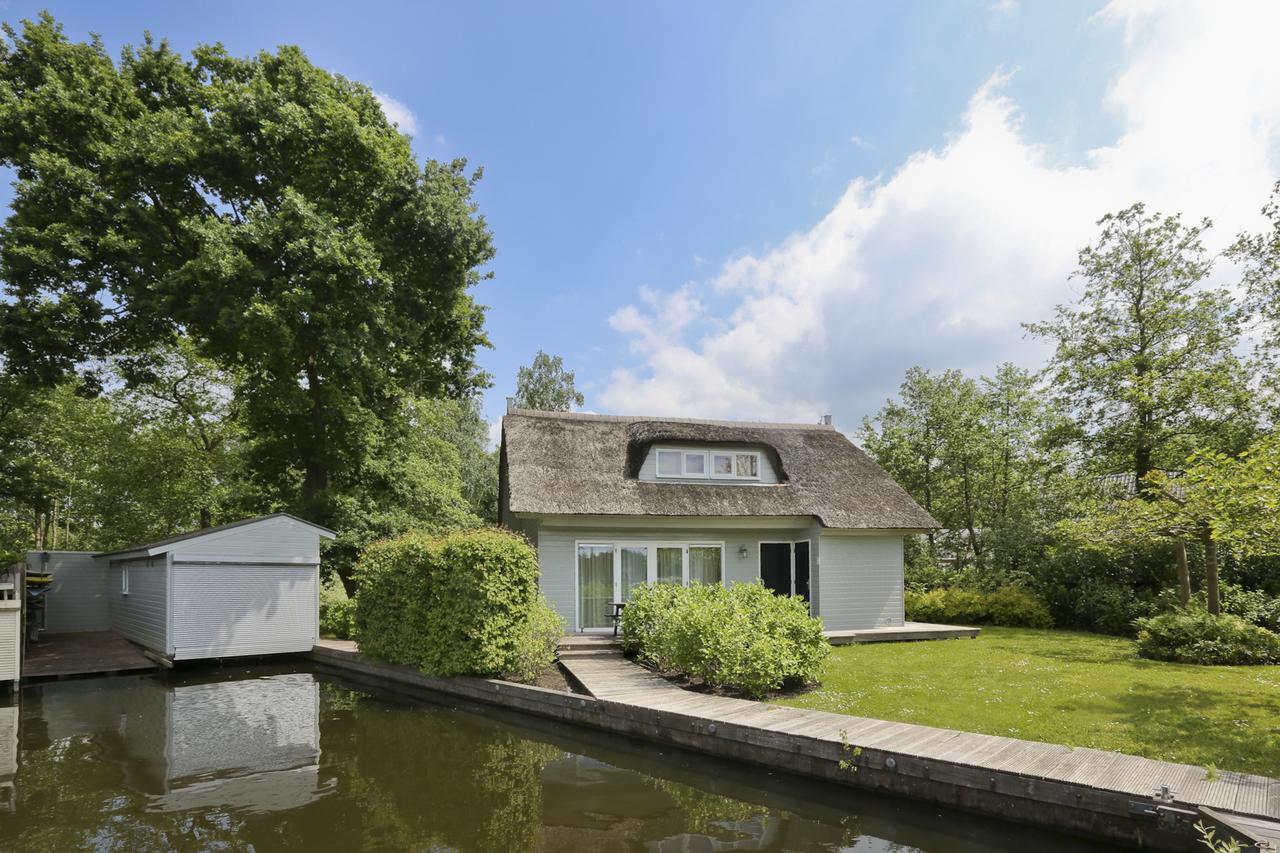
[1026,204,1253,484]
[513,350,583,411]
[0,14,494,531]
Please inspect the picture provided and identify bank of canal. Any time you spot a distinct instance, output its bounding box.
[0,663,1118,852]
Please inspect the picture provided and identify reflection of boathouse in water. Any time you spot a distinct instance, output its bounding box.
[16,673,330,813]
[0,703,15,812]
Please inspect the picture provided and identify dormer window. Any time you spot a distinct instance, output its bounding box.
[655,447,761,480]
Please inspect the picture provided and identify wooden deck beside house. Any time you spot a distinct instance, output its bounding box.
[21,632,158,679]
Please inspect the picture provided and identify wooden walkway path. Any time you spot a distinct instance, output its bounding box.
[559,649,1280,849]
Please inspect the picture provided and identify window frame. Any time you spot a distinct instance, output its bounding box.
[654,446,762,481]
[573,540,726,632]
[120,565,130,596]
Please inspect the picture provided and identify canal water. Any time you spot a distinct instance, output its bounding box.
[0,665,1124,852]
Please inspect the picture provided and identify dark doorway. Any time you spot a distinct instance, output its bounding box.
[794,541,810,604]
[760,543,791,596]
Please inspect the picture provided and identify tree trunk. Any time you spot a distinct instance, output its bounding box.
[962,466,982,566]
[1174,539,1190,607]
[199,507,212,529]
[1135,441,1153,494]
[302,359,329,504]
[1201,531,1220,615]
[336,566,357,598]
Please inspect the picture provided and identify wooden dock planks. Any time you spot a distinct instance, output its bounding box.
[21,631,158,679]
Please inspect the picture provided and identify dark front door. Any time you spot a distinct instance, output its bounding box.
[760,543,791,596]
[794,541,810,603]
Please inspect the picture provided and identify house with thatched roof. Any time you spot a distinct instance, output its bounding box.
[499,408,940,634]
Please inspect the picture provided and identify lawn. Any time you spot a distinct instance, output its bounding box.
[772,626,1280,777]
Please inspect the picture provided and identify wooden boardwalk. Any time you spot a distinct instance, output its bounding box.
[559,649,1280,849]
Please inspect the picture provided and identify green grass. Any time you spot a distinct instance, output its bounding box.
[772,627,1280,776]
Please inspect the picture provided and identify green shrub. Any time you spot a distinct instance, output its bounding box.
[621,582,829,698]
[1153,584,1280,633]
[984,587,1054,628]
[618,581,684,658]
[320,586,357,640]
[1035,545,1167,635]
[507,595,565,683]
[354,528,563,680]
[1219,585,1280,633]
[904,586,1052,628]
[1135,609,1280,666]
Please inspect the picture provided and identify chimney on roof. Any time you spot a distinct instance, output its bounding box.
[506,396,517,414]
[819,414,833,426]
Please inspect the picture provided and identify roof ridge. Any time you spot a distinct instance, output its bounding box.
[504,408,837,431]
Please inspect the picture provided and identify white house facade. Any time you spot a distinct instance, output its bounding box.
[498,410,938,633]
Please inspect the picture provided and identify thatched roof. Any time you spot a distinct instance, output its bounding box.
[500,410,939,530]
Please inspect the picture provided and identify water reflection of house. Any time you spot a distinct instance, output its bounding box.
[22,673,331,813]
[0,703,16,812]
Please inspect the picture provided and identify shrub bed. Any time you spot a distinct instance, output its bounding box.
[354,528,563,682]
[620,582,829,698]
[1135,609,1280,666]
[904,586,1053,628]
[1155,584,1280,632]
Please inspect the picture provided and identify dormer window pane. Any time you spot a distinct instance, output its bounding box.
[712,454,733,475]
[657,450,682,477]
[684,452,706,475]
[735,454,758,478]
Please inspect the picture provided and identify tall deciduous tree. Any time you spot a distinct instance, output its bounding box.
[862,364,1066,574]
[1232,181,1280,418]
[113,340,245,528]
[1026,204,1253,486]
[860,367,956,562]
[0,15,494,532]
[513,351,584,412]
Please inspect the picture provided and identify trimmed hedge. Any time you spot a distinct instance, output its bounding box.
[1135,609,1280,666]
[354,528,563,681]
[905,586,1053,628]
[621,582,829,698]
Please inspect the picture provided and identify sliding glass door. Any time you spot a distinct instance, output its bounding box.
[576,542,725,631]
[688,546,722,585]
[577,544,614,631]
[620,546,650,602]
[656,547,683,583]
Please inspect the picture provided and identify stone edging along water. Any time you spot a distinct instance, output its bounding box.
[307,643,1276,853]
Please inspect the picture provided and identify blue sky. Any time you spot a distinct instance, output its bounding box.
[4,1,1279,437]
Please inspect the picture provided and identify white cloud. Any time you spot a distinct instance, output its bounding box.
[600,0,1280,429]
[849,134,872,150]
[988,0,1019,18]
[373,90,419,136]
